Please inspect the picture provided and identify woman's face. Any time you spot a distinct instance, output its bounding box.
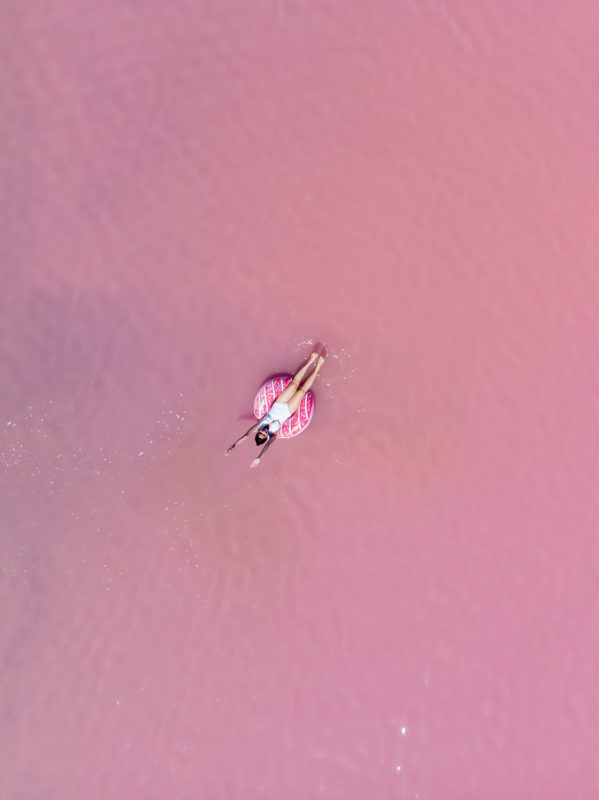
[257,430,268,445]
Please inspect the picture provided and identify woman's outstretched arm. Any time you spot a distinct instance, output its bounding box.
[250,436,275,468]
[226,423,259,454]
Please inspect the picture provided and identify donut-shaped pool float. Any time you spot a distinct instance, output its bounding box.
[253,374,314,439]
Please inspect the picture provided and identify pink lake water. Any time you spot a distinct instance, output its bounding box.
[3,2,599,798]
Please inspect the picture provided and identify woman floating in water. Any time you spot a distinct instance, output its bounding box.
[226,353,325,468]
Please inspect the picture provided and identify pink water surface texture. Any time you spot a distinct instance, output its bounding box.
[2,2,599,799]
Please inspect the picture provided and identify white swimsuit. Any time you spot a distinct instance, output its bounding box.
[259,400,292,434]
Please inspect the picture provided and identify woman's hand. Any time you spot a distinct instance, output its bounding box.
[250,458,261,469]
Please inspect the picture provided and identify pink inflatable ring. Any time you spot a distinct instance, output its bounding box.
[253,375,315,439]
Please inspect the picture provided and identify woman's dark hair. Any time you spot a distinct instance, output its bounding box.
[255,429,269,445]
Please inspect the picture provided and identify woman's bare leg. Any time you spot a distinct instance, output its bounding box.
[287,356,325,415]
[275,353,318,403]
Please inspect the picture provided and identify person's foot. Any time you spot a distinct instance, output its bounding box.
[309,352,318,363]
